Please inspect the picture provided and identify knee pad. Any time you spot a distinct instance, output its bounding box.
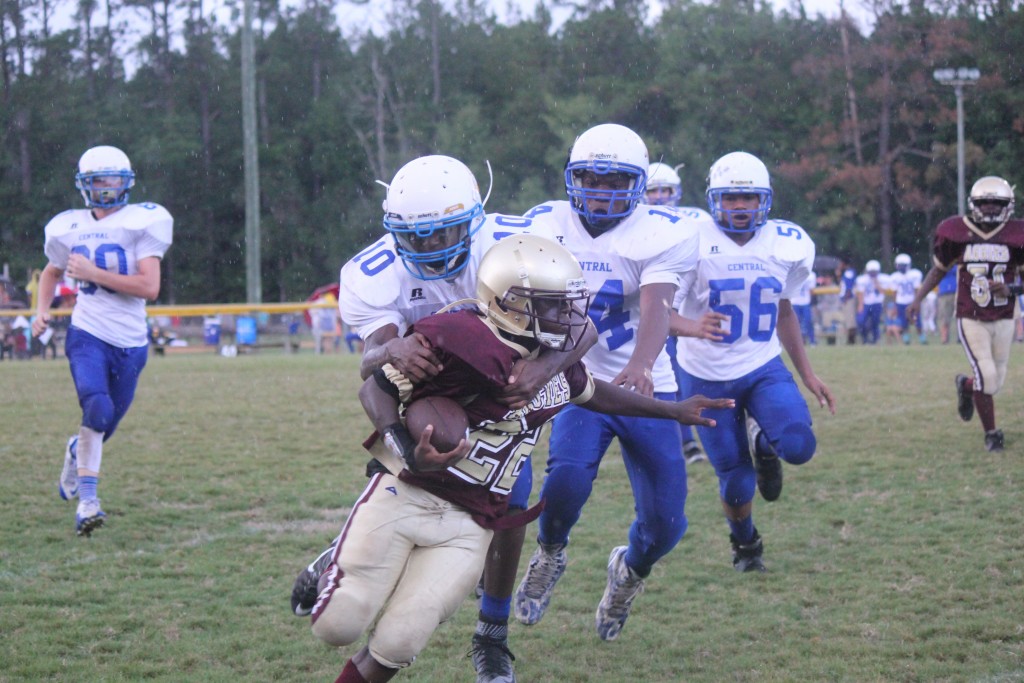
[81,393,115,434]
[721,466,756,508]
[776,422,816,466]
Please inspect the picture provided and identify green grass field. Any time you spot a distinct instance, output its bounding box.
[1,343,1022,683]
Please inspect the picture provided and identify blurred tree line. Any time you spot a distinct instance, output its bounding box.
[1,0,1022,303]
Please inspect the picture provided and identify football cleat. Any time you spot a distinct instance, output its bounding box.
[595,546,644,641]
[731,531,767,573]
[59,436,79,501]
[469,633,517,683]
[514,542,567,626]
[291,539,338,616]
[683,440,707,465]
[955,374,974,422]
[75,498,106,537]
[748,416,782,502]
[984,429,1005,452]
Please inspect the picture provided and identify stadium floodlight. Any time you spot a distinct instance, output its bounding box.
[933,68,981,215]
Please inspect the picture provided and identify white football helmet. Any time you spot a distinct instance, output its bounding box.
[968,176,1015,226]
[564,123,648,230]
[476,234,591,351]
[75,146,135,209]
[705,151,772,233]
[645,162,682,206]
[382,155,485,281]
[894,253,911,272]
[865,259,881,273]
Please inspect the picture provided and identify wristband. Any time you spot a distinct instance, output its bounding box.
[382,422,418,472]
[1008,282,1023,298]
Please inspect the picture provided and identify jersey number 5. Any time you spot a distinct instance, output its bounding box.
[709,276,782,343]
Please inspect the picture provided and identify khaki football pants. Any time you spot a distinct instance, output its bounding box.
[958,317,1015,395]
[311,472,491,669]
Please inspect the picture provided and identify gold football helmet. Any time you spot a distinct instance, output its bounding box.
[968,176,1015,226]
[476,234,591,351]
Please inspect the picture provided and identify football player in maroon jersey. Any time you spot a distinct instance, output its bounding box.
[310,234,733,683]
[909,176,1024,452]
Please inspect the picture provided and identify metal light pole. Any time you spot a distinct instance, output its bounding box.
[242,0,262,304]
[933,67,980,216]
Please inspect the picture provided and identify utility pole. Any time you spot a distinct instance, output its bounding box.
[242,0,262,303]
[933,67,980,216]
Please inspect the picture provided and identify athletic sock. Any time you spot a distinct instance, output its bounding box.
[334,659,368,683]
[79,476,99,501]
[728,515,756,544]
[974,391,996,432]
[479,595,512,627]
[476,612,509,640]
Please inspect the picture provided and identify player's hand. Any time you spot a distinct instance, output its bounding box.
[64,253,97,283]
[803,374,837,415]
[412,427,470,471]
[905,300,921,323]
[31,312,51,337]
[498,357,550,409]
[696,311,729,341]
[674,395,734,426]
[385,333,442,383]
[611,361,654,397]
[989,281,1011,298]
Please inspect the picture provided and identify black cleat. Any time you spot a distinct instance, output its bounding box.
[731,531,767,573]
[955,374,974,422]
[290,539,337,616]
[469,633,517,683]
[748,416,782,502]
[984,429,1004,452]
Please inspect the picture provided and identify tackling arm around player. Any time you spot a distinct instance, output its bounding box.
[310,234,731,683]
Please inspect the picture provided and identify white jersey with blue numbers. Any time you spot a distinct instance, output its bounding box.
[527,200,703,392]
[676,218,816,382]
[888,268,922,305]
[340,213,551,339]
[854,272,888,306]
[43,203,173,348]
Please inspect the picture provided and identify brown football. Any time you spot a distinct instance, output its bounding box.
[404,396,470,453]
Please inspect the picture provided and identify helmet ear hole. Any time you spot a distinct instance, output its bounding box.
[477,235,591,351]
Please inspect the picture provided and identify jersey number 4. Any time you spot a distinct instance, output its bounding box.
[709,276,783,343]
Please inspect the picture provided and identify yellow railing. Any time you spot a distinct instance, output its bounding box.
[0,300,335,318]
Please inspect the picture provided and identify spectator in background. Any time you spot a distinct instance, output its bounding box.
[936,266,959,344]
[815,272,843,345]
[855,260,886,344]
[790,270,817,345]
[883,301,902,344]
[837,258,858,344]
[1,322,12,360]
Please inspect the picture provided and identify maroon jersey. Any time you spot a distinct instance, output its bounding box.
[378,309,594,528]
[932,216,1024,321]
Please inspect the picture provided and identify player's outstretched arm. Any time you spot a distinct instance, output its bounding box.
[582,379,734,427]
[669,309,728,341]
[359,324,442,382]
[777,299,836,415]
[497,321,598,409]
